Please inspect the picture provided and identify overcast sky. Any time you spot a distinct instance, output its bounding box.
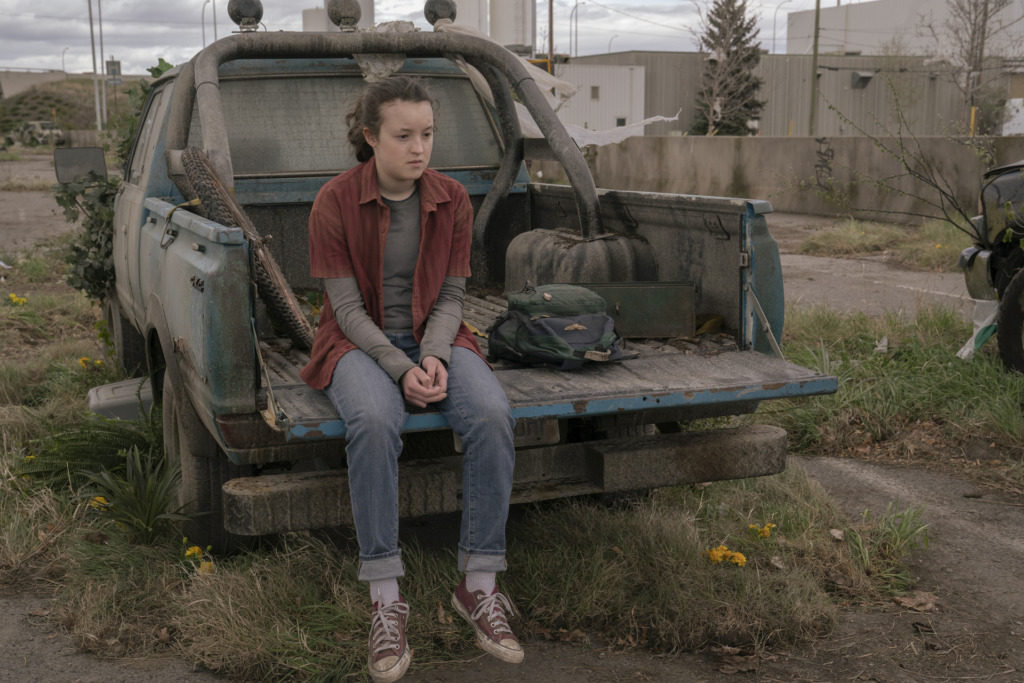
[0,0,830,76]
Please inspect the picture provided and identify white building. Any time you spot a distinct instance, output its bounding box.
[552,64,646,133]
[786,0,1024,58]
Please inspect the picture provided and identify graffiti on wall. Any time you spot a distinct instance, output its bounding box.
[814,136,834,191]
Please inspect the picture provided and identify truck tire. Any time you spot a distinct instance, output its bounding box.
[103,297,147,376]
[162,369,253,553]
[997,268,1024,373]
[180,147,315,350]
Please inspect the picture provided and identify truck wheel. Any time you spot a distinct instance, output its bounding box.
[180,147,315,350]
[997,268,1024,373]
[103,297,147,376]
[162,369,253,553]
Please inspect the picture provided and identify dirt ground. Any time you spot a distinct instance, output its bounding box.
[1,151,1021,682]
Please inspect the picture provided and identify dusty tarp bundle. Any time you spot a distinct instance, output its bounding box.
[353,21,418,82]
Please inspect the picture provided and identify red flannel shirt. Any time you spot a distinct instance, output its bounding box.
[299,157,485,390]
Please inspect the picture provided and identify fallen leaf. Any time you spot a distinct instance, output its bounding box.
[828,568,849,587]
[611,545,623,555]
[36,529,47,542]
[893,591,938,612]
[82,531,108,545]
[829,529,845,541]
[156,627,171,642]
[27,607,51,617]
[436,601,452,624]
[712,645,758,674]
[770,556,785,570]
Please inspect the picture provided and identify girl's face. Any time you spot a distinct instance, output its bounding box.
[364,99,434,200]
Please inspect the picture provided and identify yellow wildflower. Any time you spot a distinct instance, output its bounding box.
[8,293,27,306]
[78,357,91,368]
[89,496,109,509]
[729,552,747,567]
[704,545,731,563]
[750,522,777,539]
[93,359,104,367]
[185,545,203,559]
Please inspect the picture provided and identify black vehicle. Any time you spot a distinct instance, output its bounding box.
[959,160,1024,371]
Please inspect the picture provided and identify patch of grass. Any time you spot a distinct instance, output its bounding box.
[39,464,892,679]
[39,464,909,680]
[844,504,929,593]
[763,304,1024,471]
[12,252,63,282]
[0,433,79,580]
[0,151,21,161]
[55,527,185,659]
[798,218,971,272]
[507,469,856,653]
[0,178,54,192]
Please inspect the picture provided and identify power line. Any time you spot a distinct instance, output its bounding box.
[584,0,691,33]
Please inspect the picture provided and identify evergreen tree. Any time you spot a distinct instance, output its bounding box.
[691,0,765,136]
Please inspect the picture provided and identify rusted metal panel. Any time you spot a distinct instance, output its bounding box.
[580,282,695,338]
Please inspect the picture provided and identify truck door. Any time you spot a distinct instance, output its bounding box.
[113,84,172,327]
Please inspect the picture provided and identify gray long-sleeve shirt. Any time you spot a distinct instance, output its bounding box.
[324,276,467,383]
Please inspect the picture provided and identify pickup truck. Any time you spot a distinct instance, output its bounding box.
[70,0,837,550]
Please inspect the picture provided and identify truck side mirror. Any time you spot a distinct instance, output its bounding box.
[54,147,108,184]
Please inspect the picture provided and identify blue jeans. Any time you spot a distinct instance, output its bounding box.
[325,332,516,582]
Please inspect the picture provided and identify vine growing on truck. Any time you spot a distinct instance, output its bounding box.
[55,58,174,303]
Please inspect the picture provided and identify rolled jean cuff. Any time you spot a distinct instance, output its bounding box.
[357,551,405,582]
[458,548,507,573]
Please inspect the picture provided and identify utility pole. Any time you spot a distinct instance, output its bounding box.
[88,0,101,131]
[808,0,821,136]
[99,0,107,125]
[548,0,553,65]
[970,0,991,130]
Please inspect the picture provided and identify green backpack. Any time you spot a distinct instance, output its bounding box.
[486,284,623,371]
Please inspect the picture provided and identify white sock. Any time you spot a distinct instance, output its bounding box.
[465,571,496,594]
[369,579,400,606]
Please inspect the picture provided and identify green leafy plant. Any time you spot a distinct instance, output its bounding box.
[106,58,174,167]
[53,58,174,304]
[22,386,162,489]
[53,172,119,302]
[82,444,193,545]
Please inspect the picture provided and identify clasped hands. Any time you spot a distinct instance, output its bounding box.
[400,355,447,407]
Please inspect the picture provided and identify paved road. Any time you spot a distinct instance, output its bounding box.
[769,212,971,320]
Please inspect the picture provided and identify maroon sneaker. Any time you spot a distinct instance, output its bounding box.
[368,598,411,682]
[451,579,524,663]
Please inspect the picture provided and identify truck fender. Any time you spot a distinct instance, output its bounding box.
[144,291,177,401]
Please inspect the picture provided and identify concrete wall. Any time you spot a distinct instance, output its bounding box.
[533,135,1024,222]
[66,130,105,147]
[0,71,68,99]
